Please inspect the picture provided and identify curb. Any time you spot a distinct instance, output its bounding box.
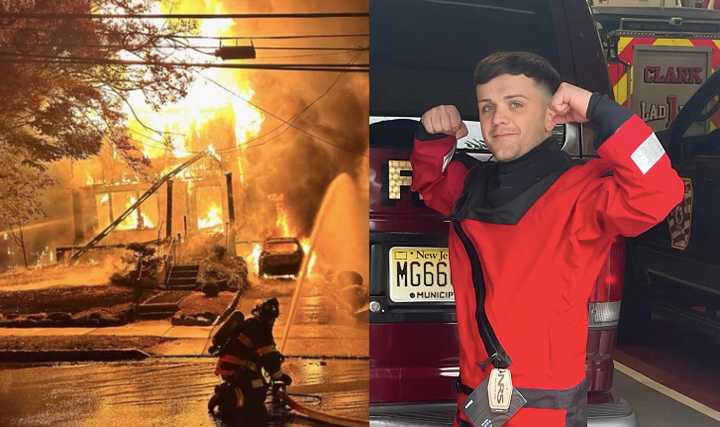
[0,348,151,363]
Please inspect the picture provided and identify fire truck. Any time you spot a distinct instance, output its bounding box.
[594,2,720,134]
[370,0,636,425]
[594,2,720,338]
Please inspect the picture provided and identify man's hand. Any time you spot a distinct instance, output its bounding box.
[550,82,593,125]
[421,105,468,139]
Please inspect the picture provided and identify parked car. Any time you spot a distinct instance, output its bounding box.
[623,67,720,340]
[369,0,636,425]
[258,237,304,278]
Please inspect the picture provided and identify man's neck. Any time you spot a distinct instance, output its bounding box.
[496,136,557,173]
[485,135,566,208]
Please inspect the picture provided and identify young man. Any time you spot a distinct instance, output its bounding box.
[410,52,684,426]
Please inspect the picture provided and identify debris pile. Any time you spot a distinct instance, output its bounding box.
[109,243,163,289]
[198,244,249,293]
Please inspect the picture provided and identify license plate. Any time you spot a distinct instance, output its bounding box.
[388,246,454,303]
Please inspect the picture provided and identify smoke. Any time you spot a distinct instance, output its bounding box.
[217,0,368,238]
[0,253,121,291]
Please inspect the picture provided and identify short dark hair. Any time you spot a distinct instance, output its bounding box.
[473,51,561,95]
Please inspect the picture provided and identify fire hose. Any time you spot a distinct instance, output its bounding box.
[284,392,368,427]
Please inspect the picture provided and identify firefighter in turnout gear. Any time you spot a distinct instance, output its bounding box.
[208,298,292,426]
[410,52,684,426]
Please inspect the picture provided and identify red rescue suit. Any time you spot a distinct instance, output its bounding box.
[411,97,684,426]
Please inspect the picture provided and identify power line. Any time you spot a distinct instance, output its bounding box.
[200,52,367,156]
[6,50,366,156]
[0,27,369,40]
[0,56,368,72]
[255,46,367,51]
[8,44,368,51]
[124,54,367,156]
[0,12,369,20]
[174,33,369,40]
[125,104,286,155]
[254,52,362,60]
[0,50,367,66]
[125,91,366,157]
[115,49,365,155]
[127,129,175,149]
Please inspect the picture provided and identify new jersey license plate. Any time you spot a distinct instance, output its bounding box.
[388,246,454,303]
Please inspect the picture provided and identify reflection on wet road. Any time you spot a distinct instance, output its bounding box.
[0,170,370,425]
[0,358,368,426]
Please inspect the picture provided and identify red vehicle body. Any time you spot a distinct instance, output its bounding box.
[369,0,636,425]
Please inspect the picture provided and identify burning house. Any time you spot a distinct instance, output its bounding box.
[0,0,368,274]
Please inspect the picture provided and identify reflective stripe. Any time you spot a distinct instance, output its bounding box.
[234,387,244,407]
[257,345,277,357]
[630,132,665,175]
[216,367,235,376]
[218,354,258,372]
[236,333,253,348]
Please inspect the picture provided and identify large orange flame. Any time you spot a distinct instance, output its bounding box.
[276,208,291,237]
[198,203,223,230]
[248,242,263,276]
[117,196,155,230]
[124,1,264,160]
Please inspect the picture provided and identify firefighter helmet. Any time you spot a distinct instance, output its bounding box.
[252,298,280,319]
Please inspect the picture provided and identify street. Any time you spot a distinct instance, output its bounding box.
[0,274,369,426]
[0,357,367,426]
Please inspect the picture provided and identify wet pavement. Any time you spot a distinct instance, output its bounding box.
[0,357,368,426]
[0,273,369,426]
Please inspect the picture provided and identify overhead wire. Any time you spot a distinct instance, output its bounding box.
[126,128,175,149]
[107,44,366,154]
[0,53,368,72]
[0,42,367,157]
[0,12,369,20]
[201,51,367,155]
[174,33,369,40]
[125,49,366,157]
[242,51,363,60]
[0,27,369,40]
[1,42,367,51]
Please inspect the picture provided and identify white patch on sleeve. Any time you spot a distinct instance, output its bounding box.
[441,145,456,173]
[630,133,665,175]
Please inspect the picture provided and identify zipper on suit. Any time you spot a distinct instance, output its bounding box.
[451,218,512,369]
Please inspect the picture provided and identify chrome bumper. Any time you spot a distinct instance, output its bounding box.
[369,399,638,426]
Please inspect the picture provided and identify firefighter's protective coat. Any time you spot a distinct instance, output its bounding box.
[213,313,284,420]
[410,96,684,426]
